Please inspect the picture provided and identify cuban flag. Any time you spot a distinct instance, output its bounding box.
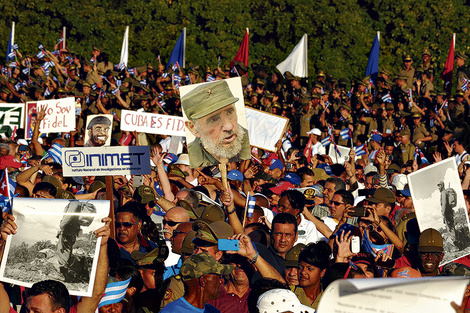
[172,74,181,88]
[162,73,169,78]
[321,136,332,147]
[354,143,368,156]
[43,88,51,97]
[91,83,97,90]
[340,127,352,140]
[119,63,126,71]
[98,278,131,308]
[8,62,18,68]
[140,79,147,86]
[361,230,394,258]
[111,88,119,95]
[246,194,256,218]
[157,99,166,108]
[414,147,430,164]
[22,67,30,75]
[0,168,16,213]
[8,51,16,59]
[20,153,28,166]
[37,50,46,59]
[172,62,180,71]
[442,99,448,108]
[116,80,122,87]
[462,78,469,92]
[128,68,136,75]
[42,143,63,164]
[206,75,216,82]
[382,92,392,103]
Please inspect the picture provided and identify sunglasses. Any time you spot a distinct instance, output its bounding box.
[331,201,344,206]
[115,221,139,228]
[172,230,188,237]
[163,219,182,227]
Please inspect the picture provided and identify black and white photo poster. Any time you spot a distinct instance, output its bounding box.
[408,157,470,265]
[0,198,109,296]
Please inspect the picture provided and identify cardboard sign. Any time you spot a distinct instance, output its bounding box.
[245,107,289,152]
[62,146,151,177]
[318,277,468,313]
[25,97,75,138]
[120,110,185,136]
[408,157,470,266]
[0,198,110,297]
[180,77,251,168]
[0,103,24,134]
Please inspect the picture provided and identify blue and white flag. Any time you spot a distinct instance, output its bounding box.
[206,75,216,82]
[37,50,46,59]
[321,136,332,147]
[246,194,256,218]
[98,278,131,308]
[43,143,63,164]
[340,127,352,140]
[111,88,119,95]
[462,78,469,92]
[140,79,147,86]
[354,143,368,157]
[8,62,18,68]
[128,68,136,75]
[382,92,392,103]
[22,67,30,75]
[44,88,51,97]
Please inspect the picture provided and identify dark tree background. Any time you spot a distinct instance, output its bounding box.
[2,0,470,86]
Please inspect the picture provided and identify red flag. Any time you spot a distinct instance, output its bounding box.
[441,33,455,95]
[230,29,249,74]
[303,137,313,164]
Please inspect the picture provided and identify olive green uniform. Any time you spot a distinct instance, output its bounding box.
[400,141,415,164]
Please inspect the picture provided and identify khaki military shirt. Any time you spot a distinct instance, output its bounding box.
[291,286,323,311]
[161,275,184,308]
[400,141,415,164]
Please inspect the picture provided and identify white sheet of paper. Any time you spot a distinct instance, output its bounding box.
[318,277,469,313]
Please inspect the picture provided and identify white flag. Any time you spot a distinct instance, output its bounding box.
[120,26,129,67]
[276,34,308,78]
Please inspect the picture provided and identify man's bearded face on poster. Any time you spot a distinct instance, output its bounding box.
[89,123,110,146]
[191,104,245,160]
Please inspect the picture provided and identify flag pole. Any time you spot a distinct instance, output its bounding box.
[182,27,186,68]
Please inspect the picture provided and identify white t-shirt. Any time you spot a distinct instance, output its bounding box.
[295,214,321,245]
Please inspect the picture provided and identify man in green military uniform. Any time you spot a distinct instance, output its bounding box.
[456,51,470,91]
[399,54,415,90]
[420,48,435,82]
[411,113,432,150]
[382,103,396,138]
[399,129,415,164]
[182,80,251,168]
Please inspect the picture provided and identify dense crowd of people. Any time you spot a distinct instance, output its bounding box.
[1,43,470,313]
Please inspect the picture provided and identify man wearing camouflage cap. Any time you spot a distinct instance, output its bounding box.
[160,253,233,312]
[182,80,250,168]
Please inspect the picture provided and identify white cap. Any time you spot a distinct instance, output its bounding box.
[174,153,190,166]
[257,289,313,313]
[17,139,28,146]
[392,174,408,191]
[306,128,322,136]
[363,164,378,176]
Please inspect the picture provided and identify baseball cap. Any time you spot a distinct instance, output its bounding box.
[392,174,408,191]
[367,188,396,204]
[132,246,169,269]
[284,243,305,268]
[174,154,190,166]
[269,181,294,195]
[163,153,178,164]
[316,163,332,176]
[133,186,157,204]
[227,170,244,182]
[418,228,443,253]
[284,173,301,186]
[363,164,378,176]
[269,159,284,171]
[371,134,382,142]
[391,267,422,278]
[306,128,321,136]
[180,253,233,281]
[192,220,234,247]
[257,289,311,313]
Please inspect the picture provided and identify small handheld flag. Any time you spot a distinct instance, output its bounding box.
[246,194,256,218]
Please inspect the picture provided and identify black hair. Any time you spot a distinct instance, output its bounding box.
[33,182,57,197]
[333,189,354,206]
[29,280,71,313]
[115,201,147,221]
[296,167,314,181]
[322,263,352,289]
[279,189,305,213]
[113,266,144,294]
[299,241,331,270]
[271,213,298,234]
